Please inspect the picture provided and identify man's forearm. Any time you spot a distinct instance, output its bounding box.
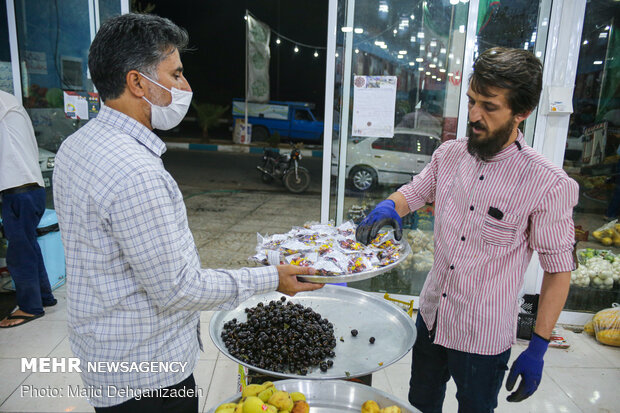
[388,192,411,217]
[534,271,571,339]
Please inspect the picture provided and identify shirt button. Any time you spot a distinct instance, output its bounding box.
[461,236,466,241]
[470,205,474,211]
[450,265,455,270]
[479,175,484,180]
[442,293,447,298]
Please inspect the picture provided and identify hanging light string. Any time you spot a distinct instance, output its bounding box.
[246,10,326,51]
[270,27,327,50]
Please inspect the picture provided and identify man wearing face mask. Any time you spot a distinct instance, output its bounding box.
[356,48,578,412]
[53,13,321,412]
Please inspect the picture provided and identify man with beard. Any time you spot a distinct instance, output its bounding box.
[356,47,578,412]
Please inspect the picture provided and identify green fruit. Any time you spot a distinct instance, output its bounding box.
[243,396,268,413]
[258,387,276,402]
[216,403,238,412]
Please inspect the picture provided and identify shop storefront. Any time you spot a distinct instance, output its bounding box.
[2,0,619,321]
[320,0,620,323]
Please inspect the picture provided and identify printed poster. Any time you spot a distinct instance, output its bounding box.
[63,91,100,120]
[352,76,397,137]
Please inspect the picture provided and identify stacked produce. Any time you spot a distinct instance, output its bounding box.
[214,382,309,413]
[591,221,620,247]
[402,229,434,272]
[571,249,620,289]
[251,221,404,276]
[583,305,620,347]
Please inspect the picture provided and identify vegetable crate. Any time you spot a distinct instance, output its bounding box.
[517,294,539,340]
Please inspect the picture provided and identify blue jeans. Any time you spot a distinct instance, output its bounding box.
[409,313,510,413]
[2,188,54,315]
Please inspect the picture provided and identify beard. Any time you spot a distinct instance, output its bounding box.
[467,117,516,161]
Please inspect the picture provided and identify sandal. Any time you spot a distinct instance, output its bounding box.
[0,312,44,328]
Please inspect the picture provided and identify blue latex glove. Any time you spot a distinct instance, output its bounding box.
[506,332,549,402]
[355,199,403,245]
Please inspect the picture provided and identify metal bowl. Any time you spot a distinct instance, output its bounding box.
[209,285,416,380]
[206,379,420,413]
[299,239,412,284]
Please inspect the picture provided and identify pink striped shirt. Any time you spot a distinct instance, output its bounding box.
[398,131,578,355]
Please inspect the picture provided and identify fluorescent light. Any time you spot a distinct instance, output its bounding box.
[398,55,404,59]
[459,25,465,33]
[440,48,446,54]
[409,62,415,66]
[430,40,437,47]
[354,28,364,34]
[380,44,387,49]
[418,67,424,71]
[593,60,603,65]
[429,64,436,68]
[399,50,407,55]
[600,32,608,39]
[439,68,446,73]
[410,36,416,42]
[426,71,431,75]
[450,0,459,4]
[341,27,353,32]
[432,75,437,79]
[416,57,423,62]
[417,32,425,39]
[448,72,454,77]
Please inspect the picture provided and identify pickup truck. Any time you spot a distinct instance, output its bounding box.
[232,99,324,143]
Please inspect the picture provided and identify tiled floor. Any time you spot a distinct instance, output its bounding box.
[0,292,619,412]
[0,191,619,412]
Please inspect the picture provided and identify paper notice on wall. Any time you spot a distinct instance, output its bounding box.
[63,91,100,120]
[352,76,397,137]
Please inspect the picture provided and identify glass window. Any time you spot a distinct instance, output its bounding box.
[294,109,314,121]
[0,4,13,93]
[562,0,620,313]
[330,0,552,296]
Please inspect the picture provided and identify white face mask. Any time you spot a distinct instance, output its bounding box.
[140,72,192,130]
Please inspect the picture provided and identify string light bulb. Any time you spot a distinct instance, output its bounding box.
[276,38,281,44]
[314,50,319,58]
[294,45,299,53]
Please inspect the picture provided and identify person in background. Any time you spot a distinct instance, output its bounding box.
[0,90,56,328]
[53,13,321,412]
[356,47,578,412]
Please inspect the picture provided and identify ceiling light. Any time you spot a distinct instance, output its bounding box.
[429,64,436,68]
[416,57,423,62]
[354,28,364,34]
[341,27,353,32]
[417,32,425,39]
[593,60,603,64]
[409,62,415,66]
[439,68,446,73]
[399,50,407,55]
[426,71,431,75]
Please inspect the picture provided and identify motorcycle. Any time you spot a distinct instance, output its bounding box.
[257,142,311,193]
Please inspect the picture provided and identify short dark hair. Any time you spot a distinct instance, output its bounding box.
[88,13,188,101]
[470,47,543,115]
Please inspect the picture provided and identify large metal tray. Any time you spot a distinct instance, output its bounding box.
[299,239,411,284]
[206,379,420,413]
[209,285,416,380]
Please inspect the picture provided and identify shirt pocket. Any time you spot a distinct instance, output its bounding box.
[481,212,521,247]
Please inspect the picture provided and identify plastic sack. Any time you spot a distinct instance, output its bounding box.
[591,220,620,247]
[584,303,620,347]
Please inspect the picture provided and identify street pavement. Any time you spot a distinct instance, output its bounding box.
[163,149,322,269]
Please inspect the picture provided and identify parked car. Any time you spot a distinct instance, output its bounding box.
[331,128,441,191]
[38,148,55,189]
